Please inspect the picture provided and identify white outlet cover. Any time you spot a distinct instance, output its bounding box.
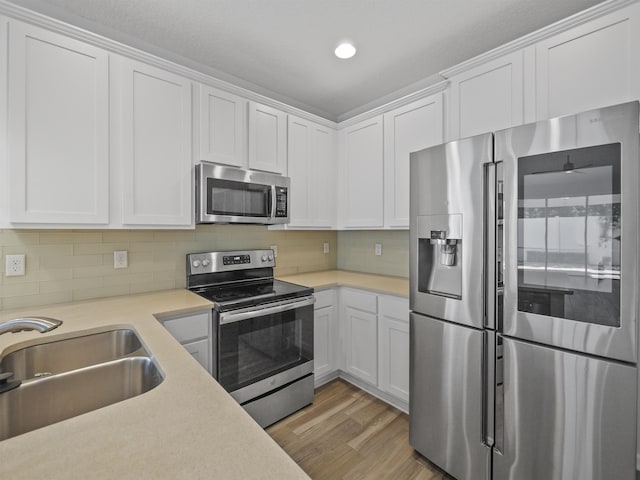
[375,243,382,256]
[5,254,26,276]
[114,250,128,269]
[323,242,330,254]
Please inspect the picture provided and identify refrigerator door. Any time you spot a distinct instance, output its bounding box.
[410,312,491,480]
[496,102,639,362]
[410,133,493,328]
[494,336,637,480]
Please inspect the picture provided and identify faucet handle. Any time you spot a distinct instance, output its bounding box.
[0,371,21,394]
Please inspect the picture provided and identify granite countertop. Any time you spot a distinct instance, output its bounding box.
[0,290,309,480]
[279,270,409,297]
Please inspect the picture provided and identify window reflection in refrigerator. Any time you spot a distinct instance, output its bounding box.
[517,143,621,327]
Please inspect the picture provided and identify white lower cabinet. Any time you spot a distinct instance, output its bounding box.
[378,295,410,403]
[313,289,337,382]
[160,311,211,373]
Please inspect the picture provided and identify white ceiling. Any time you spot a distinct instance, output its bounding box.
[7,0,605,121]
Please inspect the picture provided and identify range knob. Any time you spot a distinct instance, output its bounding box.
[192,260,201,268]
[202,259,210,267]
[261,255,268,262]
[268,255,274,261]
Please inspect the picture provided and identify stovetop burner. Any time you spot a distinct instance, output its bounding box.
[186,249,313,311]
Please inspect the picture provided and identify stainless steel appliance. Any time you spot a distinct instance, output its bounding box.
[409,102,639,480]
[196,162,290,224]
[186,249,314,427]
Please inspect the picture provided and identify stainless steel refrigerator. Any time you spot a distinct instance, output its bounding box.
[409,101,639,480]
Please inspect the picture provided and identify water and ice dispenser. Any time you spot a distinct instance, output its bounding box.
[417,214,462,299]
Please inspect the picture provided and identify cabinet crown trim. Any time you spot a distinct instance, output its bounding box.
[440,0,635,79]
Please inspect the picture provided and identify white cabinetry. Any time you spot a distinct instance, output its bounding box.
[339,116,384,228]
[161,311,211,373]
[383,95,444,228]
[287,115,336,228]
[378,295,409,403]
[314,289,337,382]
[447,51,524,140]
[7,20,109,224]
[198,84,247,167]
[341,288,378,386]
[535,4,640,120]
[248,101,287,174]
[114,56,192,226]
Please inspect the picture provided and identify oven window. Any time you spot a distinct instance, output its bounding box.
[207,178,270,217]
[217,304,313,392]
[517,143,621,326]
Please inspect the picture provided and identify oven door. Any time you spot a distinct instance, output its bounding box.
[215,296,314,403]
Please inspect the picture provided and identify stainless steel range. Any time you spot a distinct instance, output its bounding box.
[186,249,315,428]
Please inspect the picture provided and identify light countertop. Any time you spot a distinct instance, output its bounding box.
[279,270,409,298]
[0,290,309,480]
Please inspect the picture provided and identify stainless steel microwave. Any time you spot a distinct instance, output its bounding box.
[195,162,290,224]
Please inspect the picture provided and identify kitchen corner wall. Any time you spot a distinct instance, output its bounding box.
[337,230,409,278]
[0,227,337,311]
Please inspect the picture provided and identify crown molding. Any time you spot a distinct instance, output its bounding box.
[337,79,449,130]
[441,0,637,79]
[0,0,338,128]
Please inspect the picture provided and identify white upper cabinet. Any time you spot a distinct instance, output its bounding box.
[383,94,444,228]
[339,115,384,229]
[7,20,109,224]
[535,4,640,120]
[248,101,287,174]
[447,51,524,140]
[114,56,193,226]
[287,115,336,228]
[198,84,247,167]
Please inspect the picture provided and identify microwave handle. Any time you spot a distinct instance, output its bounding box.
[270,185,277,218]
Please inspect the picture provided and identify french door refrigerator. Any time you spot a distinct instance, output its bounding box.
[409,101,639,480]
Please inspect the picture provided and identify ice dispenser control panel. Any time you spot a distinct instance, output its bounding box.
[418,214,462,299]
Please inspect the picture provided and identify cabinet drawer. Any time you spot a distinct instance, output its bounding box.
[341,288,377,313]
[314,289,336,309]
[163,312,210,343]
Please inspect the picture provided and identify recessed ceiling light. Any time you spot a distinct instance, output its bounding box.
[335,42,356,59]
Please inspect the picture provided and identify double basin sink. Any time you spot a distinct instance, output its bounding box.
[0,328,164,440]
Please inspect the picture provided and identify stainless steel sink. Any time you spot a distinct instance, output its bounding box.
[0,328,164,440]
[0,328,148,381]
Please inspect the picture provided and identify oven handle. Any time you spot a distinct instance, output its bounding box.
[218,296,315,325]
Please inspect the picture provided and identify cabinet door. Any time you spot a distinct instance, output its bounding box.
[535,4,640,120]
[314,304,336,380]
[7,21,109,224]
[448,51,524,140]
[117,57,192,226]
[344,306,378,386]
[339,116,384,228]
[248,101,287,174]
[198,84,246,167]
[288,116,336,228]
[378,295,409,403]
[383,95,444,228]
[183,338,211,374]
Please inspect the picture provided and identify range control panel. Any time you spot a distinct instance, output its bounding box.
[187,249,275,274]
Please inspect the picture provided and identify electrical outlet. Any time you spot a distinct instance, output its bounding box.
[323,242,330,254]
[114,250,128,269]
[270,245,278,257]
[5,254,25,276]
[375,243,383,256]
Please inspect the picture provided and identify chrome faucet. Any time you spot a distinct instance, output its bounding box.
[0,317,63,336]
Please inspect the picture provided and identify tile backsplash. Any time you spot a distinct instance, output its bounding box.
[337,230,409,278]
[0,226,337,311]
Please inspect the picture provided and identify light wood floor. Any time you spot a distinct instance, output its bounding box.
[266,379,452,480]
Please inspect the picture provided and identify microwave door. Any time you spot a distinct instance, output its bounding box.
[496,102,639,363]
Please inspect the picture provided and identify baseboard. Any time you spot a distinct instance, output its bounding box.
[316,370,409,414]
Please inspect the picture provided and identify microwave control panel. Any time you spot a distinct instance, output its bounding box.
[275,187,288,217]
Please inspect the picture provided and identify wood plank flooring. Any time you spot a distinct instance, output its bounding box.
[266,379,452,480]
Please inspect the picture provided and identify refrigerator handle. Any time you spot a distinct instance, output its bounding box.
[484,162,497,330]
[482,331,496,447]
